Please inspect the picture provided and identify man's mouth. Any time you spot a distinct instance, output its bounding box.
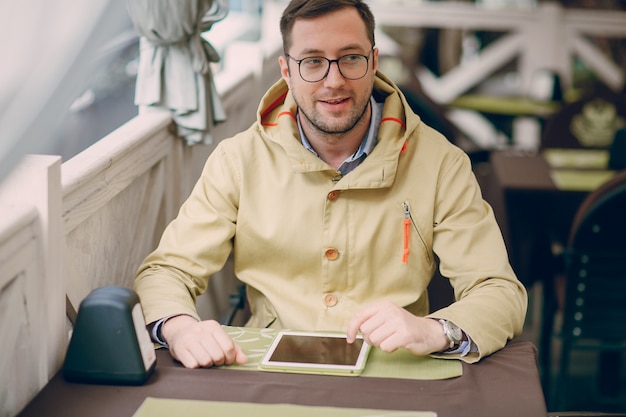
[321,98,349,105]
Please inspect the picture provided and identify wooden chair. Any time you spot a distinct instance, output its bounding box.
[540,169,626,411]
[608,128,626,171]
[218,283,247,326]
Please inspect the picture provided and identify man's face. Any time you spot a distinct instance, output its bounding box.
[279,7,378,136]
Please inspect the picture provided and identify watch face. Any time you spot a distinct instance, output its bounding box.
[446,321,463,343]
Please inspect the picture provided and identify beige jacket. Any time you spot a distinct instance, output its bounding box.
[134,72,527,362]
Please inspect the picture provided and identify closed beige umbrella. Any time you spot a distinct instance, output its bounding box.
[127,0,228,145]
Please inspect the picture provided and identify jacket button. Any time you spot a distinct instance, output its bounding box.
[327,190,340,201]
[324,293,338,307]
[325,248,339,260]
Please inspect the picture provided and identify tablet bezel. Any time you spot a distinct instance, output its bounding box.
[259,330,371,376]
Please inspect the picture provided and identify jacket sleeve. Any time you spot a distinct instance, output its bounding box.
[133,144,240,325]
[426,149,528,363]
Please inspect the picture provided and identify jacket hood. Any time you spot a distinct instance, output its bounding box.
[256,70,421,148]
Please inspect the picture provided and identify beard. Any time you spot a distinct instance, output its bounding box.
[294,87,373,135]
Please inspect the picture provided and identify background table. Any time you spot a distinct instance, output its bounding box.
[18,340,546,417]
[488,150,590,287]
[489,150,624,409]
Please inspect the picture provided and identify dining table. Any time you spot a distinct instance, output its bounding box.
[488,148,615,288]
[17,326,547,417]
[488,148,623,410]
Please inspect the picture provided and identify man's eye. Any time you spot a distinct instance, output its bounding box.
[342,54,361,62]
[303,58,324,67]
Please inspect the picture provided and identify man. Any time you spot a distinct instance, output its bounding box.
[134,0,527,369]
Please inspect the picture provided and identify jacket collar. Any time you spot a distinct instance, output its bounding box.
[256,71,421,189]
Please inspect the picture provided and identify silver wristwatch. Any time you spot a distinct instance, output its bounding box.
[439,319,463,350]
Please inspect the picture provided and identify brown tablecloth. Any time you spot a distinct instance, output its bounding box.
[18,340,547,417]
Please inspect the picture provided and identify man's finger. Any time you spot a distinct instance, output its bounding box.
[346,304,379,342]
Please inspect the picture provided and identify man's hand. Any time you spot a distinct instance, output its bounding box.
[346,300,449,355]
[161,315,248,368]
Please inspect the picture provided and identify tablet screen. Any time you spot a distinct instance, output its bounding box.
[260,331,371,375]
[267,334,364,365]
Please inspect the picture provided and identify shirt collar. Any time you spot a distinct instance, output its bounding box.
[297,96,382,167]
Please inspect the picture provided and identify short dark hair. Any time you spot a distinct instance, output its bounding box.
[280,0,376,55]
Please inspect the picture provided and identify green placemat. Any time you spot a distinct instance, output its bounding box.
[133,397,437,417]
[550,169,615,191]
[543,148,609,169]
[222,327,462,380]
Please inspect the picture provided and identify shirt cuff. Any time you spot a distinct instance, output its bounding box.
[150,314,194,348]
[442,333,478,356]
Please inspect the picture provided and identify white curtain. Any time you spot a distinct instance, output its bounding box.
[0,0,128,182]
[127,0,228,145]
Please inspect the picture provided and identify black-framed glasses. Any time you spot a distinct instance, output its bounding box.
[286,49,374,83]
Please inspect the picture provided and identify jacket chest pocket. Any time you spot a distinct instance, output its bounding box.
[402,201,434,267]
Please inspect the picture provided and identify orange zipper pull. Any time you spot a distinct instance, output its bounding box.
[402,203,410,264]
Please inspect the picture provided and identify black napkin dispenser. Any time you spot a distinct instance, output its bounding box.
[63,286,156,385]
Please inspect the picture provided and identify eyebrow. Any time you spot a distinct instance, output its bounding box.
[297,44,369,57]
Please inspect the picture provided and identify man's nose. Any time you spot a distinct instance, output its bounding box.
[323,61,346,88]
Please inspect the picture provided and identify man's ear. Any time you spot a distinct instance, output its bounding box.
[278,55,291,83]
[372,47,379,72]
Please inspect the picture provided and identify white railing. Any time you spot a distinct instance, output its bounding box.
[1,1,624,415]
[370,2,626,99]
[369,1,626,148]
[0,155,63,417]
[0,7,283,413]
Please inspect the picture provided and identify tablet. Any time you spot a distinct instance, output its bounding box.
[259,330,371,376]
